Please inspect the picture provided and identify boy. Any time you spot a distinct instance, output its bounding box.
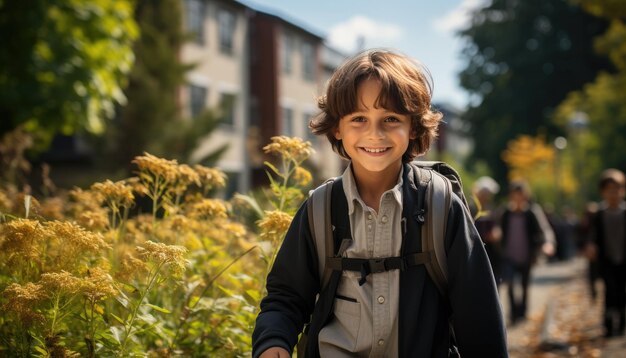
[588,169,626,337]
[252,49,507,357]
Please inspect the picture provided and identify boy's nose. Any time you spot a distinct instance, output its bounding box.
[367,123,385,139]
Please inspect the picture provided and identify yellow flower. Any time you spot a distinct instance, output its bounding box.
[293,167,313,187]
[136,241,187,276]
[263,136,314,163]
[194,165,226,190]
[176,164,201,188]
[90,179,135,208]
[82,267,118,302]
[2,282,46,325]
[1,219,49,265]
[45,221,111,254]
[124,176,149,197]
[77,209,110,232]
[132,152,179,184]
[258,210,293,242]
[117,253,149,282]
[188,199,228,219]
[40,197,65,220]
[68,187,102,213]
[167,214,191,231]
[3,282,47,303]
[219,222,247,239]
[39,271,83,295]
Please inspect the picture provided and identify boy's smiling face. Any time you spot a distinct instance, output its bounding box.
[334,78,415,178]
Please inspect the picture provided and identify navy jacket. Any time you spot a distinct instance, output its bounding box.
[252,164,508,357]
[591,208,626,268]
[500,205,545,265]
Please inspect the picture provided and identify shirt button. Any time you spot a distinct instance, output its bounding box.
[377,295,385,304]
[378,339,385,346]
[367,214,373,220]
[367,224,372,231]
[381,216,388,223]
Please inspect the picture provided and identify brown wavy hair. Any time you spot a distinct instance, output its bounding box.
[309,49,443,162]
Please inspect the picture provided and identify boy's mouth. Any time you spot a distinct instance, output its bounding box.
[361,147,390,153]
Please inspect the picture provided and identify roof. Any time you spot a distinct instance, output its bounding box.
[235,0,324,40]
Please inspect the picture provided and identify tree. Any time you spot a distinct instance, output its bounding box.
[501,134,576,206]
[457,0,613,184]
[553,0,626,202]
[107,0,226,171]
[0,0,138,150]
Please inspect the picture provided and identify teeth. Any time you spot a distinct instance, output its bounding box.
[364,148,387,153]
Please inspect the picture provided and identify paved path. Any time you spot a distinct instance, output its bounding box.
[501,256,626,357]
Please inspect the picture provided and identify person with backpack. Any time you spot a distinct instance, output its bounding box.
[252,49,507,357]
[587,169,626,337]
[498,180,555,325]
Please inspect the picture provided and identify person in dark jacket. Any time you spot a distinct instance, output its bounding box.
[252,49,508,357]
[499,180,555,325]
[471,176,503,286]
[587,169,626,337]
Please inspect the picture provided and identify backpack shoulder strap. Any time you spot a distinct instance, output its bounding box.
[425,170,452,296]
[414,164,461,358]
[411,163,453,298]
[307,178,335,288]
[307,177,349,290]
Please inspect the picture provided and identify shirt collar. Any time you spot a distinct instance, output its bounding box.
[341,162,404,215]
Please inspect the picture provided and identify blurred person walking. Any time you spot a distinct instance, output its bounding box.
[498,180,555,325]
[581,201,601,302]
[587,169,626,337]
[471,176,503,286]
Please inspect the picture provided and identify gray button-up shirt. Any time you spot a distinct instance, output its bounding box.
[318,164,405,357]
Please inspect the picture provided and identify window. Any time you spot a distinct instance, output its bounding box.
[189,85,207,118]
[218,8,236,54]
[219,93,236,126]
[185,0,205,45]
[281,33,293,74]
[281,107,293,136]
[301,42,315,81]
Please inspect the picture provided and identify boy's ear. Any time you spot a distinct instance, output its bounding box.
[334,127,342,140]
[410,129,417,140]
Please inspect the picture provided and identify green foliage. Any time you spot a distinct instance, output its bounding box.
[235,136,314,291]
[553,0,626,204]
[458,0,613,185]
[0,137,314,356]
[0,0,138,149]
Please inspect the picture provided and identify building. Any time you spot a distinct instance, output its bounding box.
[181,0,252,195]
[180,0,346,195]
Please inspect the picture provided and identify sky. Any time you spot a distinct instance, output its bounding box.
[243,0,488,109]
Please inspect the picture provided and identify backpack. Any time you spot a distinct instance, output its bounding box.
[299,161,468,357]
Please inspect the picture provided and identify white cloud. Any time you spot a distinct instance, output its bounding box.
[327,15,403,54]
[433,0,491,34]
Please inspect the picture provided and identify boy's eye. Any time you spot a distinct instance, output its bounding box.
[385,116,400,122]
[351,116,366,122]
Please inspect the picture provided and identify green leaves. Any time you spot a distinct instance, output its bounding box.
[0,0,138,148]
[144,303,171,314]
[458,0,613,184]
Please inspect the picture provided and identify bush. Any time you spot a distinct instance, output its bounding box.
[0,136,314,357]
